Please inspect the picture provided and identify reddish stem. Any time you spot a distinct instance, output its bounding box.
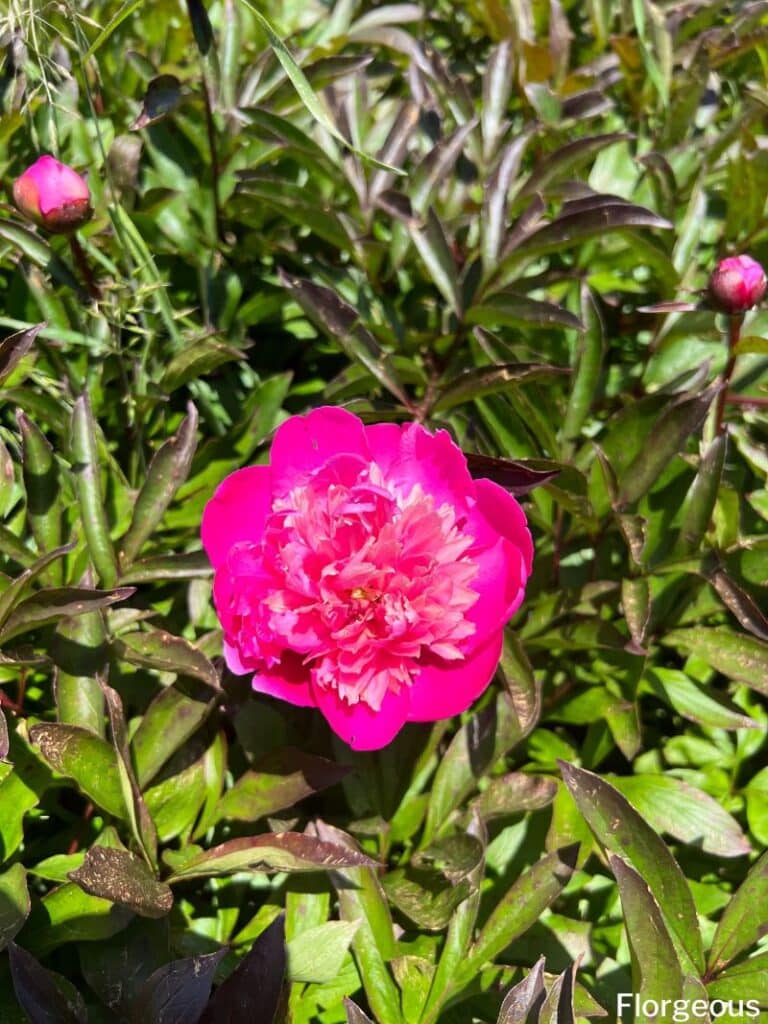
[68,234,102,300]
[713,315,742,434]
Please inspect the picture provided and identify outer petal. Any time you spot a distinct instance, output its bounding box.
[368,422,475,511]
[473,477,534,575]
[250,652,315,707]
[407,629,504,721]
[201,465,272,569]
[312,682,411,751]
[269,406,369,495]
[462,537,526,650]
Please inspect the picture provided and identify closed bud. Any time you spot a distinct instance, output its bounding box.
[12,155,92,234]
[709,254,767,314]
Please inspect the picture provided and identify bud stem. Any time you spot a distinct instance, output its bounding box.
[68,234,102,301]
[713,314,742,435]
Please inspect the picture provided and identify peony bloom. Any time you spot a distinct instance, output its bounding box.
[202,407,533,750]
[12,155,92,233]
[709,255,767,314]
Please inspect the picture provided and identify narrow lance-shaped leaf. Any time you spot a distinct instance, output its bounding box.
[709,567,768,642]
[113,626,219,689]
[709,850,768,973]
[431,362,568,413]
[131,674,220,788]
[236,0,404,174]
[410,207,462,316]
[618,381,720,506]
[54,606,107,737]
[678,434,727,552]
[17,412,62,584]
[466,293,583,332]
[119,403,199,565]
[100,680,158,871]
[563,284,604,441]
[559,762,703,972]
[71,394,119,588]
[166,831,379,882]
[0,542,75,632]
[0,323,44,384]
[482,133,533,276]
[279,271,409,406]
[609,855,685,1017]
[464,453,561,495]
[481,40,514,160]
[410,118,478,215]
[456,845,578,986]
[0,586,134,644]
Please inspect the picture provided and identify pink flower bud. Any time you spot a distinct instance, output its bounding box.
[12,155,92,234]
[709,255,767,314]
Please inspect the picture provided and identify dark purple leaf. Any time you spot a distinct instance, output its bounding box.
[464,452,560,494]
[0,323,44,385]
[498,956,546,1024]
[130,75,182,130]
[344,999,375,1024]
[0,709,7,761]
[9,943,87,1024]
[185,0,213,54]
[466,292,583,331]
[432,362,568,413]
[199,914,285,1024]
[133,950,227,1024]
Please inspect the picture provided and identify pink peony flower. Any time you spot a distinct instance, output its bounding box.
[709,255,767,314]
[202,407,533,750]
[12,155,92,233]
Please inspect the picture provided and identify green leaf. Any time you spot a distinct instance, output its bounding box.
[409,208,462,316]
[144,754,206,842]
[28,882,133,955]
[28,724,125,818]
[559,762,703,972]
[618,381,720,506]
[131,676,220,788]
[236,0,404,174]
[708,850,768,973]
[0,543,76,633]
[642,667,758,731]
[678,434,727,553]
[287,920,360,983]
[70,394,119,588]
[733,334,768,355]
[662,626,768,693]
[563,284,604,441]
[279,271,409,406]
[0,586,134,644]
[215,748,349,823]
[69,847,172,919]
[119,403,199,565]
[113,627,219,688]
[457,845,578,984]
[0,865,30,952]
[83,0,145,58]
[166,832,378,881]
[610,774,751,858]
[466,293,583,332]
[471,772,557,821]
[431,362,568,413]
[609,855,685,1015]
[53,610,107,737]
[160,339,244,392]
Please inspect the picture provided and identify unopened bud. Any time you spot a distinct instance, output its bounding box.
[12,155,92,234]
[709,255,767,314]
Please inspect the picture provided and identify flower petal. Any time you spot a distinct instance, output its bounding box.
[312,682,411,751]
[369,422,475,511]
[201,465,273,569]
[269,406,369,495]
[474,477,534,574]
[250,652,315,707]
[407,629,504,721]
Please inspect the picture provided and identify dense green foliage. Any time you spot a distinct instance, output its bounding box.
[1,0,768,1021]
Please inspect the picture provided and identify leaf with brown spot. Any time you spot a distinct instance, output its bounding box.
[69,847,172,919]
